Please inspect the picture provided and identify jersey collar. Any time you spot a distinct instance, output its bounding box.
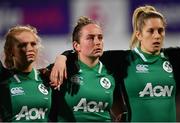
[13,68,39,83]
[78,60,103,74]
[133,47,167,63]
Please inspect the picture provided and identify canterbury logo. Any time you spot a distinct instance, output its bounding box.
[136,64,149,73]
[11,87,25,96]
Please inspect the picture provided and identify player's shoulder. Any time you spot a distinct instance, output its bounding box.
[0,63,14,84]
[163,47,180,61]
[163,47,180,55]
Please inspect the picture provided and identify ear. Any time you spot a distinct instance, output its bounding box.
[136,31,142,41]
[73,41,80,52]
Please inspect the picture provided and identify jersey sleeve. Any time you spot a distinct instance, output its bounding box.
[100,50,130,78]
[164,47,180,95]
[62,50,79,77]
[0,78,12,122]
[110,79,128,122]
[38,68,51,87]
[0,61,12,82]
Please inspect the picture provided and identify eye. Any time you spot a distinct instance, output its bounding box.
[31,42,37,47]
[147,28,154,34]
[158,28,164,34]
[98,35,103,41]
[87,36,94,41]
[18,43,27,48]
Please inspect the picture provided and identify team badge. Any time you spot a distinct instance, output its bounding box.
[163,61,173,73]
[70,75,83,85]
[38,84,48,95]
[100,77,111,89]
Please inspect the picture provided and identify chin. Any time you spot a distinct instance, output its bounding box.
[151,49,160,54]
[27,59,35,63]
[96,53,103,57]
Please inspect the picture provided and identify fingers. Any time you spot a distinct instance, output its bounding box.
[50,54,67,89]
[64,67,67,79]
[58,68,63,84]
[50,67,61,90]
[53,84,61,90]
[49,81,59,87]
[50,68,59,85]
[50,66,65,90]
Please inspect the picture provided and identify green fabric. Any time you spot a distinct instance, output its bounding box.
[0,68,51,122]
[58,60,115,122]
[124,47,176,122]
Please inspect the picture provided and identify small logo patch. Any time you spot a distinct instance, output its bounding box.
[163,61,173,73]
[70,75,83,85]
[100,77,111,89]
[11,87,25,96]
[38,84,48,95]
[136,64,149,73]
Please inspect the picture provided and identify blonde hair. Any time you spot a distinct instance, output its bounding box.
[3,25,41,69]
[130,5,167,49]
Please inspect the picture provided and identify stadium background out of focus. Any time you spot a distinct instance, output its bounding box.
[0,0,180,121]
[0,0,180,64]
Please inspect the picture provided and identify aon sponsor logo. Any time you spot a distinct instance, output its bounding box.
[139,83,174,97]
[73,98,108,112]
[15,106,48,121]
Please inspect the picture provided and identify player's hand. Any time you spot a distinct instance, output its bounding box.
[50,55,67,89]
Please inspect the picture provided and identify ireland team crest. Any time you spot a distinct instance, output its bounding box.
[70,75,83,85]
[38,84,48,95]
[100,77,111,89]
[163,61,173,73]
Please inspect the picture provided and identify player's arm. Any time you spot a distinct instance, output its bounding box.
[50,50,79,88]
[110,81,128,122]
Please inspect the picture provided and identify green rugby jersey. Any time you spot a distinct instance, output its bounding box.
[124,47,176,122]
[57,60,115,122]
[0,68,51,122]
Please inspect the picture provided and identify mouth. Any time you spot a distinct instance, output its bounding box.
[26,54,35,59]
[152,42,161,47]
[94,48,102,53]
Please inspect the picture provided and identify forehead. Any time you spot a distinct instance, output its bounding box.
[81,24,103,35]
[14,31,37,43]
[143,18,164,29]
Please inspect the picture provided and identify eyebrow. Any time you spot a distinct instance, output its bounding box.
[87,34,103,36]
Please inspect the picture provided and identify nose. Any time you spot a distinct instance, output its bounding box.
[94,37,101,45]
[154,30,161,39]
[26,43,33,51]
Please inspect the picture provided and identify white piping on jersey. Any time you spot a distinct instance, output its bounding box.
[98,61,103,74]
[160,52,166,59]
[133,47,166,62]
[34,68,39,81]
[134,47,147,62]
[13,75,21,83]
[13,68,39,83]
[79,61,103,74]
[79,69,82,73]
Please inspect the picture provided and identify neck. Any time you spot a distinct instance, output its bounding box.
[14,63,33,72]
[79,55,99,67]
[140,47,160,55]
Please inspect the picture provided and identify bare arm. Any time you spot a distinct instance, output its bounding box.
[49,50,82,89]
[50,55,67,89]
